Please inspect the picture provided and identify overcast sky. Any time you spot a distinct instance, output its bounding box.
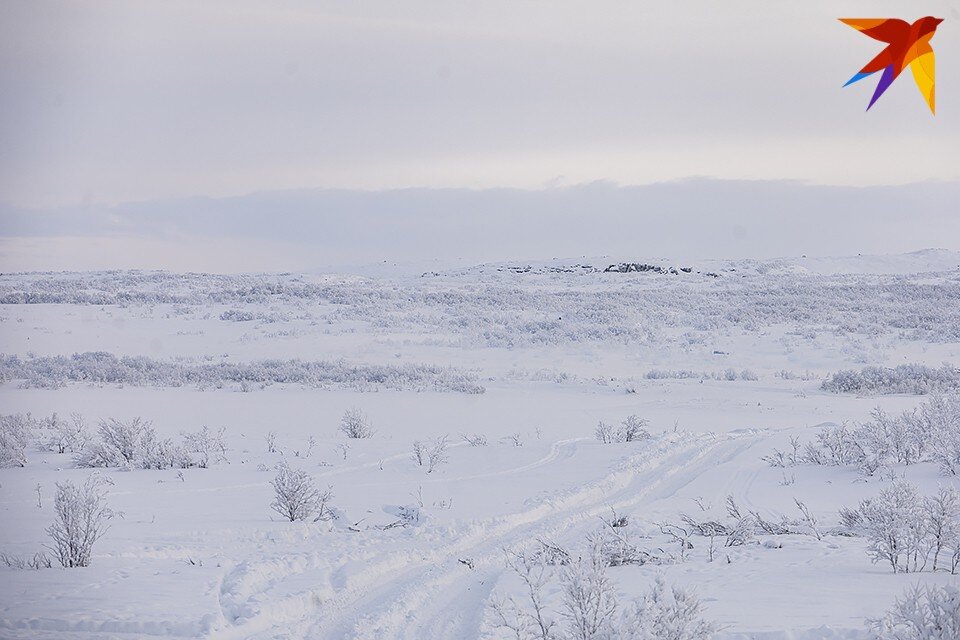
[1,1,958,271]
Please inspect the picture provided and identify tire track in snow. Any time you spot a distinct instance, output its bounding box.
[208,431,764,639]
[332,434,765,640]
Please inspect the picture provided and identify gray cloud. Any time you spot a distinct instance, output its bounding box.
[2,179,958,272]
[1,1,958,209]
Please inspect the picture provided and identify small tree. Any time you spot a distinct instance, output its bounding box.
[620,575,718,640]
[182,426,228,468]
[45,476,111,568]
[76,417,151,467]
[595,421,616,444]
[620,415,651,442]
[868,584,960,639]
[427,435,450,473]
[340,408,375,439]
[860,481,927,573]
[491,551,559,640]
[41,412,90,454]
[560,541,618,640]
[924,486,960,573]
[0,413,33,467]
[412,440,427,466]
[270,464,332,522]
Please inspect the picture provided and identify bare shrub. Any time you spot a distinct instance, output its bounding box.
[411,440,427,466]
[0,552,53,570]
[45,476,111,568]
[528,538,572,566]
[924,486,960,573]
[0,413,34,467]
[859,481,927,573]
[620,415,651,442]
[270,463,333,522]
[461,433,488,447]
[923,395,960,475]
[594,421,616,444]
[594,511,651,567]
[427,435,450,473]
[596,416,651,444]
[794,499,822,541]
[868,584,960,639]
[340,408,375,439]
[137,430,194,470]
[766,397,960,478]
[40,412,90,454]
[182,426,228,468]
[503,433,524,447]
[76,417,151,467]
[491,551,560,640]
[560,541,618,640]
[620,575,718,640]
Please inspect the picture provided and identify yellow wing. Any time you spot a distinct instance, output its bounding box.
[909,46,936,114]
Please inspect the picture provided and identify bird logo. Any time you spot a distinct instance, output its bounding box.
[840,17,943,114]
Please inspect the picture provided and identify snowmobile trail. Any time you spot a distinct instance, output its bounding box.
[209,430,766,640]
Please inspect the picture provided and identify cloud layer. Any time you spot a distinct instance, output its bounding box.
[2,1,958,209]
[2,180,957,272]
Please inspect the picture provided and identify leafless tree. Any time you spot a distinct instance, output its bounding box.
[340,408,375,439]
[45,476,112,568]
[270,463,332,522]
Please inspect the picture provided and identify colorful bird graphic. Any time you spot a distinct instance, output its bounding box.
[840,17,943,113]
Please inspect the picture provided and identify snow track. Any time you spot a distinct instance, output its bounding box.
[207,431,763,640]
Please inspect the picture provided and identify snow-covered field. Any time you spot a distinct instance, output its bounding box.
[2,250,960,639]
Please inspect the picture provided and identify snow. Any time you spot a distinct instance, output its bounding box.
[1,251,959,639]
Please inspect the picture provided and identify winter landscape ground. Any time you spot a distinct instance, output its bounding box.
[2,249,960,639]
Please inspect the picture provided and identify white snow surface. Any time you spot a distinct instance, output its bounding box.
[1,251,960,639]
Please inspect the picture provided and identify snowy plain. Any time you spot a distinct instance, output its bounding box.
[2,249,960,639]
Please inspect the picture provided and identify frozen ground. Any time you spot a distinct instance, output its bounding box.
[1,250,960,639]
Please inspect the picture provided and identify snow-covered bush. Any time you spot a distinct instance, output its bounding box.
[868,584,960,639]
[620,416,651,442]
[595,421,617,444]
[45,476,111,568]
[427,435,449,473]
[39,413,90,454]
[560,542,618,640]
[924,486,960,573]
[766,396,960,477]
[76,417,168,468]
[595,416,651,444]
[270,463,333,522]
[863,481,927,573]
[808,423,864,466]
[0,351,485,394]
[137,430,194,470]
[620,576,718,640]
[340,408,375,439]
[0,552,52,570]
[823,364,960,395]
[81,417,151,467]
[491,538,717,640]
[74,418,225,470]
[920,395,960,475]
[490,551,559,640]
[462,433,488,447]
[411,440,427,466]
[842,481,930,574]
[182,426,228,468]
[5,269,960,347]
[0,413,34,467]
